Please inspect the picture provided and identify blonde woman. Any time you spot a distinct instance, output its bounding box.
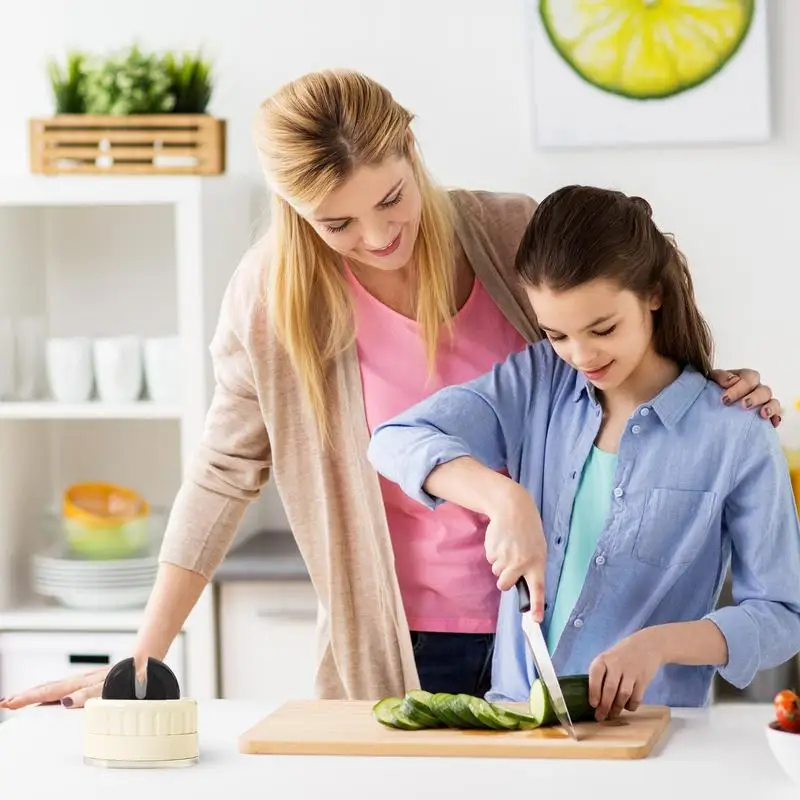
[1,69,780,709]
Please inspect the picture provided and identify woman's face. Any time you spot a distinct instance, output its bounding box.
[304,155,422,272]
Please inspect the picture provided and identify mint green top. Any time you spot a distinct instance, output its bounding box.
[546,445,618,653]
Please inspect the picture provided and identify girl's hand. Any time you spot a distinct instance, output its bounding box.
[588,628,664,721]
[484,481,548,621]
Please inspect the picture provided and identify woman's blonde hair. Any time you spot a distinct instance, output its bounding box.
[253,69,456,442]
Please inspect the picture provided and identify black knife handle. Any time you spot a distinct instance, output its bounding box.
[516,577,531,614]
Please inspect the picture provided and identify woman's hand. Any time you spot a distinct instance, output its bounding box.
[710,368,782,427]
[484,481,548,622]
[0,651,152,710]
[0,667,110,710]
[588,628,664,721]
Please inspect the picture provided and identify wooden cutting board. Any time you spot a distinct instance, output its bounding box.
[238,700,671,760]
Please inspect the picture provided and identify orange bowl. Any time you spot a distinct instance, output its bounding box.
[62,482,150,559]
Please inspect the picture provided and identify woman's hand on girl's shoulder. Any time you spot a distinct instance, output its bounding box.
[709,368,782,427]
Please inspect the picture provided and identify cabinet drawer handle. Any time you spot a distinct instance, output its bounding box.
[255,609,317,621]
[68,653,111,666]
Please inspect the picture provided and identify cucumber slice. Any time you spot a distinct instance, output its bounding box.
[401,690,443,727]
[488,703,541,730]
[391,705,427,731]
[529,674,595,726]
[467,697,515,730]
[372,697,403,728]
[430,693,467,727]
[452,694,487,728]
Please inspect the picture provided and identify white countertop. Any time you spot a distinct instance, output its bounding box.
[0,700,795,799]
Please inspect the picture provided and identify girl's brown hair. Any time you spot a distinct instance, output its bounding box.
[515,185,714,376]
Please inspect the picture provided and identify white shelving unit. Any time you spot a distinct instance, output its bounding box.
[0,174,255,703]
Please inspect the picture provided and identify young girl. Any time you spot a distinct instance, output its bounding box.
[367,185,800,719]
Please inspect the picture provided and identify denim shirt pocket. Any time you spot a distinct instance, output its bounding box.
[632,487,716,568]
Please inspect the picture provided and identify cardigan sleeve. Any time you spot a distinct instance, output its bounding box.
[158,246,272,580]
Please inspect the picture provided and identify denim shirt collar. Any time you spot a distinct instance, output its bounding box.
[573,364,707,430]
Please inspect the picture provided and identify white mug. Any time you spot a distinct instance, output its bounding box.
[93,336,143,403]
[14,315,46,401]
[143,336,180,403]
[46,337,94,402]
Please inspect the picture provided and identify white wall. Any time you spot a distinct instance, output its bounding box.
[2,0,798,528]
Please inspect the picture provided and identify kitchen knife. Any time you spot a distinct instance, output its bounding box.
[516,576,579,741]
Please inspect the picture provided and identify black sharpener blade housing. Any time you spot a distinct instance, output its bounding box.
[101,656,181,701]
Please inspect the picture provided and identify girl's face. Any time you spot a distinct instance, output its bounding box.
[305,155,422,273]
[527,278,662,392]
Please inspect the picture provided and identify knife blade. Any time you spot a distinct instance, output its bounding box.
[516,576,579,741]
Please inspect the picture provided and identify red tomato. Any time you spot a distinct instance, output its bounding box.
[774,689,800,733]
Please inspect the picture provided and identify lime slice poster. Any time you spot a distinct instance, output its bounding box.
[529,0,771,147]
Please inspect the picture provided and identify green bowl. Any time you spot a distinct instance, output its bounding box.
[64,516,149,560]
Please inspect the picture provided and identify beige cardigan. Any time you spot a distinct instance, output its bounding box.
[159,188,542,700]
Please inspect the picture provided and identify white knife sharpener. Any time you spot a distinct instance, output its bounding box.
[83,656,199,769]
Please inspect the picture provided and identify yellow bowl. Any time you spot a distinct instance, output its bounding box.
[62,482,150,560]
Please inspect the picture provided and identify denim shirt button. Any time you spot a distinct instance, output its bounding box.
[632,424,642,434]
[640,407,651,416]
[613,486,624,498]
[573,618,584,628]
[595,555,606,566]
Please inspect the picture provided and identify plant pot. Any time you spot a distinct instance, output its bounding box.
[28,114,226,175]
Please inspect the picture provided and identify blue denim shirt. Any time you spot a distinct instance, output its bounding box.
[367,340,800,707]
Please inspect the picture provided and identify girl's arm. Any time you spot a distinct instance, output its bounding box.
[590,416,800,720]
[367,341,558,617]
[703,416,800,689]
[367,342,555,508]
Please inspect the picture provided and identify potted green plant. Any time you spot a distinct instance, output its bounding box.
[47,51,87,114]
[82,44,175,115]
[162,50,214,114]
[30,44,225,176]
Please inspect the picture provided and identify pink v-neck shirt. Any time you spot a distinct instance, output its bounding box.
[347,265,526,633]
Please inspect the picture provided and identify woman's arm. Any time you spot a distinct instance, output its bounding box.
[0,255,272,710]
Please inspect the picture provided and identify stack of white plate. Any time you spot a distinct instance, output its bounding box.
[31,545,157,610]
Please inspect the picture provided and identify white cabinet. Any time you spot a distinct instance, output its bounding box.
[0,176,254,700]
[0,630,186,701]
[217,581,319,702]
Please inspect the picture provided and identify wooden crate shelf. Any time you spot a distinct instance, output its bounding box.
[29,115,226,176]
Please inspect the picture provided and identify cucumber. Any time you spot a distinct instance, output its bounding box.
[430,693,467,727]
[528,674,595,726]
[451,694,487,728]
[373,678,596,732]
[372,697,403,727]
[401,690,443,727]
[467,697,518,730]
[490,704,542,730]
